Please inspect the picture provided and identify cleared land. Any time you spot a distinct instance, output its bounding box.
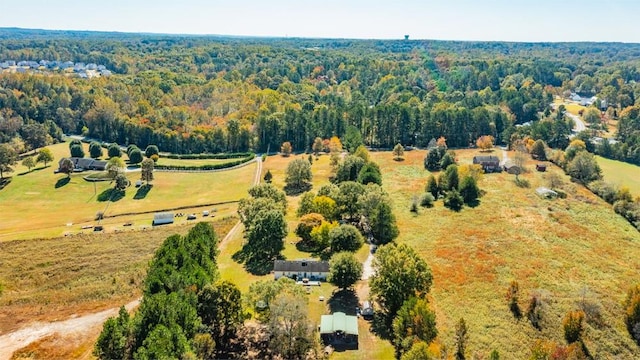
[596,155,640,197]
[370,149,640,358]
[0,142,256,241]
[3,149,640,359]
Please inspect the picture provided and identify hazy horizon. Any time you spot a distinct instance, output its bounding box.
[1,0,639,43]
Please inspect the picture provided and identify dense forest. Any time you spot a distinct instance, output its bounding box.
[0,28,639,164]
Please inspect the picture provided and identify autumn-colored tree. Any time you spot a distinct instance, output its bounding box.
[295,213,325,243]
[624,284,640,344]
[436,136,448,149]
[280,141,292,157]
[476,135,495,151]
[563,310,585,344]
[329,136,343,154]
[454,318,469,360]
[530,139,547,160]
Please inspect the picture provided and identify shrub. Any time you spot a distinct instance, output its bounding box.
[420,193,435,208]
[70,144,85,158]
[514,177,530,188]
[506,280,521,319]
[624,284,640,344]
[444,190,464,212]
[563,310,585,344]
[526,291,549,330]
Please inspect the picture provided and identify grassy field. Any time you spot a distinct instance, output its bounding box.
[553,98,587,116]
[596,155,640,197]
[5,148,640,359]
[0,142,256,241]
[0,217,236,334]
[370,149,640,358]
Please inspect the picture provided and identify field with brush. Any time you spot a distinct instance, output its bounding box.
[597,155,640,197]
[370,149,640,358]
[0,142,256,241]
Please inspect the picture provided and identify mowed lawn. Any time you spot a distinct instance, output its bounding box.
[0,142,256,241]
[370,149,640,358]
[596,155,640,197]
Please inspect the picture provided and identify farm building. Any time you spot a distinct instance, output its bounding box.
[473,155,501,172]
[536,164,547,172]
[152,212,174,226]
[503,160,521,175]
[320,312,359,348]
[273,259,329,281]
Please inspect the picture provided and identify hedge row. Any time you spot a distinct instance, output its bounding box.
[154,154,255,171]
[161,152,254,160]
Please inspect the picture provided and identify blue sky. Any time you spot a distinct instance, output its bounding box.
[1,0,638,42]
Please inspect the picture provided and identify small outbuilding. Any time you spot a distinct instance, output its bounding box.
[274,259,329,281]
[473,155,501,173]
[503,160,521,175]
[536,164,547,172]
[152,212,174,226]
[320,312,359,348]
[361,301,374,320]
[536,187,558,199]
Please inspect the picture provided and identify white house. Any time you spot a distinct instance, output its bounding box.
[273,259,329,281]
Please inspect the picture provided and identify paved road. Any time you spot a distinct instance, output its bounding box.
[361,245,375,280]
[550,102,587,133]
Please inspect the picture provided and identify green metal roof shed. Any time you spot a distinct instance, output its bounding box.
[320,312,359,336]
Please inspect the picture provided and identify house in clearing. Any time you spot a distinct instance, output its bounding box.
[320,312,359,348]
[273,259,329,281]
[473,155,501,173]
[153,212,174,226]
[58,157,107,172]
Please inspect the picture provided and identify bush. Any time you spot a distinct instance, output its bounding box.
[563,310,585,344]
[625,284,640,344]
[514,177,530,188]
[163,152,254,160]
[70,144,85,158]
[420,193,435,208]
[444,190,464,211]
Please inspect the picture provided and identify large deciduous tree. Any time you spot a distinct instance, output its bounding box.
[89,141,103,159]
[285,158,312,193]
[22,156,36,172]
[567,151,602,184]
[145,145,160,159]
[59,157,74,178]
[197,281,244,357]
[70,143,85,158]
[0,144,18,179]
[280,141,292,157]
[141,158,154,184]
[328,252,363,290]
[393,143,405,160]
[370,243,432,324]
[36,148,54,167]
[393,297,438,358]
[107,157,125,179]
[268,293,314,360]
[108,143,122,158]
[329,224,364,253]
[128,148,143,164]
[476,135,495,151]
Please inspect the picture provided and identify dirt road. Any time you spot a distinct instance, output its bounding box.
[0,299,140,360]
[0,157,262,359]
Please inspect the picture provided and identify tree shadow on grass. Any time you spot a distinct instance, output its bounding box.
[370,312,394,340]
[134,184,153,200]
[232,247,282,275]
[0,177,12,190]
[97,188,125,202]
[328,289,360,316]
[284,182,312,196]
[465,199,481,208]
[55,177,70,188]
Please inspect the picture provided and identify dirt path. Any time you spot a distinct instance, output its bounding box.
[362,245,375,280]
[0,158,263,359]
[0,299,140,360]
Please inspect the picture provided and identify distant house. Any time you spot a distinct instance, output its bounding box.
[58,157,107,172]
[320,312,359,348]
[473,155,501,173]
[503,160,521,175]
[273,259,329,281]
[153,212,174,226]
[536,164,547,172]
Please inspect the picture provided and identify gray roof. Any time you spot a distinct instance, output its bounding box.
[473,155,500,163]
[154,212,174,220]
[274,260,329,273]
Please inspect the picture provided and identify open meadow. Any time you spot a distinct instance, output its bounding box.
[370,149,640,358]
[0,142,256,241]
[597,155,640,197]
[3,148,640,359]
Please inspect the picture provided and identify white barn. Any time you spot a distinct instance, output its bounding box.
[153,212,174,226]
[273,259,329,281]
